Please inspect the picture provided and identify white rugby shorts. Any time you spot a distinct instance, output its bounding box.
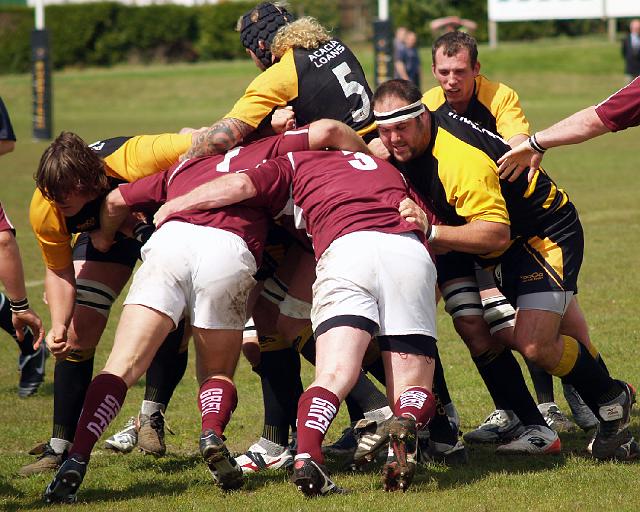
[124,221,257,330]
[311,231,437,338]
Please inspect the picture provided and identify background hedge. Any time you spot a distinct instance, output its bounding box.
[0,0,630,75]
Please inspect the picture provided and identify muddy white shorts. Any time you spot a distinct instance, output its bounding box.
[125,221,257,330]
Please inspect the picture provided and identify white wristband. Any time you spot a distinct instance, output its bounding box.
[427,224,438,243]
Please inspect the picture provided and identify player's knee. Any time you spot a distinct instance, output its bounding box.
[242,337,261,368]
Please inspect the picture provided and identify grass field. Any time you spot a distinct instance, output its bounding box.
[1,36,639,511]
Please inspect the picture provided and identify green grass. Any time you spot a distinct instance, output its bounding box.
[1,35,639,511]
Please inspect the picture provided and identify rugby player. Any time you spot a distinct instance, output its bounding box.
[19,131,196,476]
[373,79,637,460]
[422,31,597,438]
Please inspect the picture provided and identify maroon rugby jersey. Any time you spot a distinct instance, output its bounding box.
[595,77,640,132]
[118,128,310,264]
[0,204,15,234]
[244,150,426,259]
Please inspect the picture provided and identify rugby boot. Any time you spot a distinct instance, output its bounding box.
[352,416,393,466]
[591,381,634,460]
[43,454,87,504]
[562,384,599,431]
[18,342,47,398]
[18,442,64,477]
[322,423,357,458]
[291,454,346,497]
[463,409,524,444]
[422,438,469,466]
[538,403,578,433]
[382,416,418,492]
[104,416,138,453]
[200,430,244,490]
[138,410,170,456]
[235,442,293,473]
[495,425,561,455]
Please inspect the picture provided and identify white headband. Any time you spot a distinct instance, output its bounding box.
[374,100,425,125]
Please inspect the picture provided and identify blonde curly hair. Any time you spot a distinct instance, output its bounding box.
[270,17,332,59]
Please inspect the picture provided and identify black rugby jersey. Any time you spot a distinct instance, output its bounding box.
[396,110,570,241]
[226,39,375,137]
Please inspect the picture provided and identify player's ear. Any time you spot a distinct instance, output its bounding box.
[258,40,267,51]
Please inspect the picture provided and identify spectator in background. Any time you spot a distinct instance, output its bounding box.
[395,30,421,89]
[0,97,47,398]
[622,19,640,82]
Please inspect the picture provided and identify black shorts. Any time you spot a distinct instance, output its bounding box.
[72,232,142,268]
[255,222,312,282]
[435,250,475,286]
[493,205,583,306]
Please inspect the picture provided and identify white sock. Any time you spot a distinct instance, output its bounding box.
[50,437,71,455]
[140,400,165,416]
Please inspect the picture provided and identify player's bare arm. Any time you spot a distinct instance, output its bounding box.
[308,119,370,154]
[44,265,76,360]
[0,231,44,346]
[89,189,131,253]
[430,220,510,255]
[184,118,254,159]
[498,106,608,182]
[154,174,257,226]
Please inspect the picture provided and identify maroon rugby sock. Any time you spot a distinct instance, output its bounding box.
[394,386,436,428]
[70,373,128,460]
[198,378,237,437]
[295,386,340,464]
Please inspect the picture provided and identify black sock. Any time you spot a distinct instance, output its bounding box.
[525,359,555,404]
[53,357,94,441]
[144,319,187,407]
[428,393,459,444]
[345,371,388,423]
[258,348,302,447]
[561,343,622,409]
[474,348,546,427]
[0,293,36,357]
[433,350,452,405]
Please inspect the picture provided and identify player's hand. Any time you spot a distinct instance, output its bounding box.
[89,229,114,252]
[497,140,542,182]
[368,137,391,160]
[12,309,45,349]
[399,197,429,234]
[46,324,70,361]
[271,106,296,133]
[153,201,177,226]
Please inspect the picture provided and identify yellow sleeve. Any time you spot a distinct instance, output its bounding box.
[103,133,193,182]
[477,76,530,142]
[434,129,510,226]
[29,189,73,270]
[421,87,446,111]
[224,49,299,128]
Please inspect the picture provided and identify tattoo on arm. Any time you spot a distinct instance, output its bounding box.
[185,118,254,158]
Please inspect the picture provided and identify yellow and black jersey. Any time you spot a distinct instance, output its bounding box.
[397,110,569,246]
[422,75,529,142]
[225,39,376,138]
[30,133,192,270]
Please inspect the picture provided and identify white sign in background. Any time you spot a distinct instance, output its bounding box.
[489,0,640,22]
